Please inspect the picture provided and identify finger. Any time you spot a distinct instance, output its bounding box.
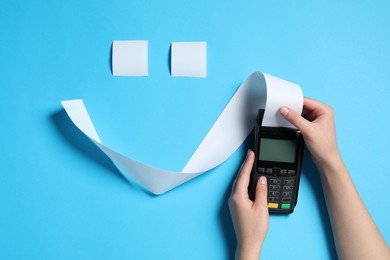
[279,106,311,134]
[253,176,268,210]
[232,150,250,193]
[303,97,324,111]
[234,150,255,196]
[302,99,320,118]
[302,97,326,116]
[302,97,330,121]
[231,150,250,193]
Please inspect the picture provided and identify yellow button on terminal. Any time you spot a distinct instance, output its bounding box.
[267,203,279,209]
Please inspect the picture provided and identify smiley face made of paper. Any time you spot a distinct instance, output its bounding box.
[62,66,303,194]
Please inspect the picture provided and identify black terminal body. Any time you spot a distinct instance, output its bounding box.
[249,109,304,214]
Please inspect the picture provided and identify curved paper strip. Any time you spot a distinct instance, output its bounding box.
[61,71,303,194]
[182,72,303,173]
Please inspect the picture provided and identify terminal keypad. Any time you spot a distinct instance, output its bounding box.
[259,169,295,210]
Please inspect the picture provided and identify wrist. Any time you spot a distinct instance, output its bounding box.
[236,242,262,260]
[316,152,348,182]
[314,150,343,173]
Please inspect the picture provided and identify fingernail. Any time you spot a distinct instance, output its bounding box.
[259,176,266,185]
[280,106,289,116]
[247,149,251,155]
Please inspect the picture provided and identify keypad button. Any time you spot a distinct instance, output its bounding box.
[282,198,291,203]
[268,197,279,202]
[258,167,265,173]
[269,191,280,196]
[266,168,273,174]
[281,203,291,209]
[267,203,278,209]
[280,169,287,175]
[272,167,281,174]
[269,185,280,190]
[283,186,293,191]
[284,179,294,185]
[282,191,292,197]
[287,170,296,176]
[270,179,281,184]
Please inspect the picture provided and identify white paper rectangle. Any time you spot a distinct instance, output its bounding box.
[171,42,207,78]
[112,40,148,76]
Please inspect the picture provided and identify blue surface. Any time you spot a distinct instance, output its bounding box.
[1,0,389,259]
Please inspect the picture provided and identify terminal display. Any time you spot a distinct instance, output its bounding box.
[259,138,297,163]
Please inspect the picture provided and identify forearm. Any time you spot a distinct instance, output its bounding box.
[235,243,261,260]
[317,156,390,260]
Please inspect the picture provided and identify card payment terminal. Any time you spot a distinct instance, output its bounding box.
[249,109,304,214]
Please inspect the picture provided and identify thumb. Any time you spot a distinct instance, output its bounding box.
[254,176,268,211]
[279,106,310,133]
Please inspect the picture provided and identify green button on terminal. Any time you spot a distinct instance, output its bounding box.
[281,203,291,209]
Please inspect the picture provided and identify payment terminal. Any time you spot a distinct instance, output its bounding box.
[249,109,304,214]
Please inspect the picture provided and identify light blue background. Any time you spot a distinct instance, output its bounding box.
[1,0,389,259]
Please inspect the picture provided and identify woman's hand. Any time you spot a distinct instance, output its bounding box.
[228,150,269,260]
[280,97,390,259]
[279,97,341,169]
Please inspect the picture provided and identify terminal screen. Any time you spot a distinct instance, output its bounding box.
[259,138,296,163]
